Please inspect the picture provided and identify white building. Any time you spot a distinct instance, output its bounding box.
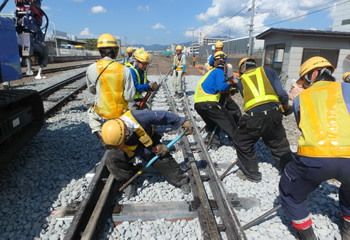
[332,0,350,32]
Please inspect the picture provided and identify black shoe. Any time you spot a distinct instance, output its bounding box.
[180,183,191,194]
[342,219,350,240]
[236,170,261,183]
[124,184,137,199]
[295,226,317,240]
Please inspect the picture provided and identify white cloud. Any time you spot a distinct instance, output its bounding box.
[91,6,107,14]
[152,23,165,29]
[80,27,93,36]
[190,0,336,38]
[41,6,50,11]
[137,5,150,11]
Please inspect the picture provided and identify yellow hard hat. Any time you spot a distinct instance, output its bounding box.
[101,119,125,146]
[343,72,350,82]
[214,51,226,60]
[176,45,182,51]
[126,47,133,53]
[238,58,257,71]
[134,49,150,63]
[299,56,335,78]
[215,41,224,49]
[97,34,118,48]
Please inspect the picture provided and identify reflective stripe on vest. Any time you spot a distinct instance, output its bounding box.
[298,81,350,158]
[174,55,183,71]
[94,59,128,119]
[123,57,129,65]
[129,66,147,99]
[194,69,221,103]
[120,110,154,157]
[241,67,279,112]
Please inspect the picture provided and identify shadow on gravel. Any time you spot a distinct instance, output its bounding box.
[0,120,105,239]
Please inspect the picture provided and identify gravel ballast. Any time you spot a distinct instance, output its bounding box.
[0,68,343,239]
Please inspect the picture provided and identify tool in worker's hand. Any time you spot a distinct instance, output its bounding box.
[241,204,282,230]
[119,132,185,192]
[137,70,172,109]
[220,159,238,180]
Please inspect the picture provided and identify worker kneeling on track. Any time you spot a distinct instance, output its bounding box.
[128,49,159,109]
[101,110,194,198]
[86,33,136,146]
[279,56,350,240]
[232,57,292,183]
[194,51,238,150]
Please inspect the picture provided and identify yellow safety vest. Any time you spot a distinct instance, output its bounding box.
[94,59,128,119]
[123,57,129,66]
[129,66,147,99]
[194,69,221,103]
[297,81,350,158]
[120,110,154,158]
[240,67,279,112]
[174,55,183,71]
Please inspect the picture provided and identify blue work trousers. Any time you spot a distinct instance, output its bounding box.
[279,154,350,221]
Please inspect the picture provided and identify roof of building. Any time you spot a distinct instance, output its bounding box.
[256,28,350,39]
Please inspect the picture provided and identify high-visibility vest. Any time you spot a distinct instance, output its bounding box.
[240,67,279,112]
[174,55,183,71]
[129,66,147,99]
[123,57,129,65]
[120,110,154,158]
[298,81,350,158]
[94,59,128,119]
[194,69,221,103]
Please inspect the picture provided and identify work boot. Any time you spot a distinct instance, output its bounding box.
[180,183,191,194]
[342,218,350,240]
[295,226,317,240]
[124,183,137,199]
[236,170,261,183]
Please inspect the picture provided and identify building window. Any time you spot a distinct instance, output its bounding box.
[264,44,285,74]
[342,19,350,25]
[302,48,339,68]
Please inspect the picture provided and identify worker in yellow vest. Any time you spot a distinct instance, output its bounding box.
[128,49,159,109]
[194,51,237,150]
[123,46,133,66]
[232,57,292,182]
[86,33,136,144]
[170,45,186,98]
[101,110,193,198]
[279,56,350,240]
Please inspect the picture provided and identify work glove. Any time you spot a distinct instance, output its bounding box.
[170,70,173,76]
[150,82,159,91]
[282,104,293,116]
[181,120,193,136]
[155,144,169,157]
[289,82,305,101]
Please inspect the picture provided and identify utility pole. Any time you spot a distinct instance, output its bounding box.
[248,0,255,56]
[228,28,231,55]
[192,29,194,57]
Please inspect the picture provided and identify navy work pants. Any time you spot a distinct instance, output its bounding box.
[232,109,291,181]
[279,154,350,221]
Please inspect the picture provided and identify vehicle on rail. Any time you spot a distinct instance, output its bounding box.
[0,0,45,168]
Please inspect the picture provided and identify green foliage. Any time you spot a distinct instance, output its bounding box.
[83,39,98,51]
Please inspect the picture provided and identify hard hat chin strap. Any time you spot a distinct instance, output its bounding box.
[304,67,332,86]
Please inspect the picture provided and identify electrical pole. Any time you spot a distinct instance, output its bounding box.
[248,0,255,56]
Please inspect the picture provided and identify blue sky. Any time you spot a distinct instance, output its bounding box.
[1,0,339,46]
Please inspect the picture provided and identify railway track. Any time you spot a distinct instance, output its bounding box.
[61,64,248,240]
[22,63,92,77]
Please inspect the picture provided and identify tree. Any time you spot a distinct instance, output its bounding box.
[84,39,98,51]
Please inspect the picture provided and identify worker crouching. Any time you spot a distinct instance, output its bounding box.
[194,51,238,150]
[279,56,350,240]
[101,110,193,198]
